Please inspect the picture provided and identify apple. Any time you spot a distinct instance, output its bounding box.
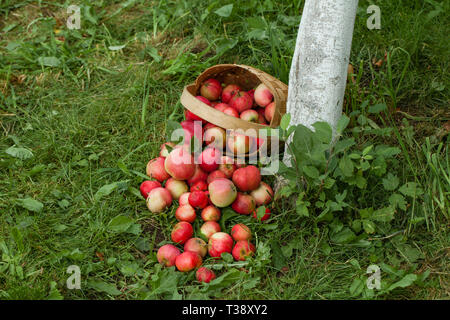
[240,109,259,123]
[208,232,233,258]
[254,83,273,107]
[195,95,212,106]
[227,132,255,156]
[165,147,196,180]
[203,126,226,149]
[221,84,241,103]
[146,157,170,182]
[200,221,221,239]
[146,187,172,213]
[185,109,204,123]
[264,101,275,123]
[175,251,202,272]
[229,91,253,113]
[157,244,181,267]
[159,142,176,158]
[165,178,188,200]
[197,147,221,173]
[231,192,256,215]
[184,237,208,258]
[140,180,161,199]
[208,178,237,207]
[206,170,228,184]
[232,165,261,191]
[231,224,252,241]
[252,207,271,221]
[180,120,203,146]
[232,240,256,261]
[201,205,221,222]
[218,156,236,178]
[250,182,274,206]
[200,78,222,101]
[223,107,239,118]
[179,192,190,206]
[196,267,216,283]
[188,190,209,209]
[214,103,230,113]
[171,221,193,244]
[175,204,197,223]
[187,165,208,186]
[190,180,208,192]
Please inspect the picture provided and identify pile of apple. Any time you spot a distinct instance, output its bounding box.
[188,78,276,125]
[139,78,275,283]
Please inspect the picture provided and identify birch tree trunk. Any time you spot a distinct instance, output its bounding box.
[286,0,358,136]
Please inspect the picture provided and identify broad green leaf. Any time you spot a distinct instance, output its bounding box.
[312,121,332,144]
[382,173,399,191]
[5,146,34,160]
[330,227,356,244]
[108,215,134,233]
[215,38,238,56]
[362,219,376,234]
[303,165,320,179]
[372,206,395,222]
[399,182,424,197]
[389,193,407,210]
[336,114,350,134]
[271,241,287,270]
[333,138,355,154]
[16,198,43,212]
[387,274,417,292]
[339,154,354,177]
[87,280,122,296]
[47,281,64,300]
[214,4,233,17]
[147,46,162,62]
[368,103,387,114]
[280,113,291,130]
[94,181,128,201]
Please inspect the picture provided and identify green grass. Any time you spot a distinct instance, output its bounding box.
[0,0,448,300]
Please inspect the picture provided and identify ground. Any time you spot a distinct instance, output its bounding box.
[0,0,448,299]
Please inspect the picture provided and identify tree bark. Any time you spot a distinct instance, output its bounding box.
[286,0,358,136]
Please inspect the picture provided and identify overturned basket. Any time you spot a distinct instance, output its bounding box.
[180,64,288,136]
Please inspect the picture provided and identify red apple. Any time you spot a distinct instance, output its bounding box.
[223,107,239,118]
[208,232,233,258]
[195,95,212,106]
[200,221,221,239]
[190,180,208,192]
[196,267,216,283]
[201,205,221,222]
[214,103,230,113]
[254,83,273,107]
[165,178,188,200]
[231,224,252,241]
[197,147,221,173]
[159,142,176,158]
[175,204,197,223]
[146,187,172,213]
[179,192,190,206]
[180,120,203,145]
[175,251,202,272]
[206,170,228,184]
[187,165,208,186]
[229,91,253,113]
[184,237,208,258]
[165,147,196,180]
[264,101,275,123]
[146,157,170,182]
[222,84,241,103]
[232,165,261,191]
[203,126,226,149]
[250,181,274,206]
[218,156,236,178]
[188,191,209,209]
[140,180,161,199]
[171,221,194,244]
[157,244,181,267]
[240,109,259,123]
[208,178,237,207]
[231,192,256,215]
[200,79,222,101]
[232,240,256,261]
[227,132,255,156]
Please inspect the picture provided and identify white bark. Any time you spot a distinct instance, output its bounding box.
[287,0,358,134]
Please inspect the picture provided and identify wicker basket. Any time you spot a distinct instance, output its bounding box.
[180,64,288,136]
